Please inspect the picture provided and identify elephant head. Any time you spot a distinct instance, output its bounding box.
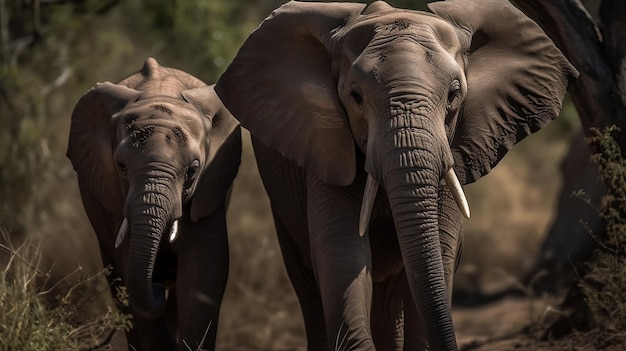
[67,58,241,319]
[215,0,577,348]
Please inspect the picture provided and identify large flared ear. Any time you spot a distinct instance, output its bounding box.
[181,85,242,221]
[67,82,142,213]
[429,0,579,184]
[215,1,366,186]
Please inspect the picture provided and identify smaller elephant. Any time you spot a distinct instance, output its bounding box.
[67,57,241,350]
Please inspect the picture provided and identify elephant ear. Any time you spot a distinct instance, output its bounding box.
[67,82,142,214]
[429,0,579,185]
[181,85,242,221]
[215,1,367,186]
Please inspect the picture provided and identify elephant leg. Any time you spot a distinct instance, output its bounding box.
[77,189,132,349]
[253,139,328,349]
[307,174,374,350]
[174,207,229,351]
[97,245,134,351]
[77,187,123,299]
[125,314,174,351]
[401,271,428,351]
[371,273,404,351]
[273,211,329,350]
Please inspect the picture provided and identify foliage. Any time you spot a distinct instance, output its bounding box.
[0,65,53,238]
[0,0,255,241]
[578,126,626,345]
[0,0,121,241]
[143,0,258,83]
[0,237,131,350]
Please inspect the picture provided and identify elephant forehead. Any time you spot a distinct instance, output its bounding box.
[343,10,461,55]
[128,125,187,149]
[119,102,206,140]
[374,21,459,54]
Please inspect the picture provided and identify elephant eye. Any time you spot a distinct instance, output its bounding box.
[447,79,462,111]
[184,160,200,188]
[117,163,127,176]
[349,84,364,111]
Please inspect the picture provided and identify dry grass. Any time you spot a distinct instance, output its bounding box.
[574,127,626,346]
[0,234,130,351]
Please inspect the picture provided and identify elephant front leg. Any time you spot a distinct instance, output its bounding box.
[272,211,330,350]
[307,174,375,350]
[128,314,176,351]
[371,273,404,351]
[402,272,429,351]
[174,208,229,351]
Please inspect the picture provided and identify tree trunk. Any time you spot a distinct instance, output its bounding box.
[514,0,625,331]
[515,0,626,139]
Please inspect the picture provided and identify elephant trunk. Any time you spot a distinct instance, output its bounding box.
[126,178,175,319]
[381,125,457,351]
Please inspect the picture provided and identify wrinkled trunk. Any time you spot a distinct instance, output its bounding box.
[382,126,457,351]
[126,177,174,319]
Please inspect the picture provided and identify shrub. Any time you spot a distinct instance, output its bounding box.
[578,126,626,345]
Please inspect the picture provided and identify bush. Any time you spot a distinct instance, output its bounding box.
[578,126,626,346]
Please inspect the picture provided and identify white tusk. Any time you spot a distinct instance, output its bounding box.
[444,168,471,219]
[168,220,179,243]
[115,218,129,248]
[359,174,379,237]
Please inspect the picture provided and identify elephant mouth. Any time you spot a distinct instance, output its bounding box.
[154,250,177,290]
[114,218,178,289]
[115,218,180,248]
[359,169,470,236]
[369,221,404,282]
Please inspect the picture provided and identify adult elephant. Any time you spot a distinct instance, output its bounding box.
[67,57,241,350]
[216,1,577,350]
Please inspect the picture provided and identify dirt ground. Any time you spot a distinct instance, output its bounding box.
[455,296,626,351]
[454,297,560,351]
[217,294,602,351]
[217,295,566,351]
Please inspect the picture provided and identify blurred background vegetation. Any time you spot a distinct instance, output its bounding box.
[0,0,599,349]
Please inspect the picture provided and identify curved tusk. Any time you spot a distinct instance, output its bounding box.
[115,218,129,248]
[359,174,379,237]
[168,220,179,243]
[444,168,471,219]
